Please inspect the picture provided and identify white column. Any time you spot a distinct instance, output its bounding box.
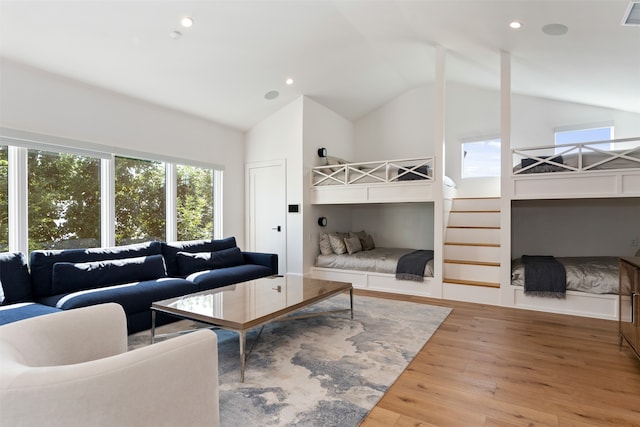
[499,50,512,306]
[432,45,446,299]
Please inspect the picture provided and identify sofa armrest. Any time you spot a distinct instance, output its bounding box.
[242,251,278,275]
[1,329,219,427]
[0,303,127,367]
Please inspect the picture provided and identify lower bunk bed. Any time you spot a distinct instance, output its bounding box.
[312,235,436,297]
[507,255,620,320]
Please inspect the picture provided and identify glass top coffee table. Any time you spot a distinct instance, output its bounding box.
[151,275,353,381]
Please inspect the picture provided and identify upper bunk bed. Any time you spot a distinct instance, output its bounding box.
[310,156,456,204]
[510,136,640,199]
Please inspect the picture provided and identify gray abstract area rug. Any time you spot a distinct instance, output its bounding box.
[129,294,451,427]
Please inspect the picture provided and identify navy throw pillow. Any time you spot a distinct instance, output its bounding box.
[176,251,214,276]
[176,247,245,276]
[0,251,33,304]
[211,247,245,269]
[51,254,167,295]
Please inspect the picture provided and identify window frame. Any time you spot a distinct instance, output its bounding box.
[0,128,223,254]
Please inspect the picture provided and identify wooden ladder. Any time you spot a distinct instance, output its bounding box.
[443,198,501,288]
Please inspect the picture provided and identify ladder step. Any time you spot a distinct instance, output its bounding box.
[447,226,500,230]
[444,259,500,267]
[443,278,500,288]
[450,210,500,213]
[445,242,500,247]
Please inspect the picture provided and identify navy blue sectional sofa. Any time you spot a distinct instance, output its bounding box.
[0,237,277,333]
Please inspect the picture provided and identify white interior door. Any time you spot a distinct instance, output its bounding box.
[247,160,286,274]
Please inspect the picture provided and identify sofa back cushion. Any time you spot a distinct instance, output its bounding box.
[0,252,33,305]
[162,237,237,277]
[30,241,163,298]
[176,247,245,276]
[51,254,167,295]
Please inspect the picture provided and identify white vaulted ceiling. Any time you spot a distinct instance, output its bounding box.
[1,0,639,131]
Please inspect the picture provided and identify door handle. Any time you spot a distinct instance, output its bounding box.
[272,226,281,232]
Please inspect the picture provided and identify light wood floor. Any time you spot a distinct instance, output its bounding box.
[356,290,640,427]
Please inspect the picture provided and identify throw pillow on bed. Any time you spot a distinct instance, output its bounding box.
[344,236,362,255]
[319,232,333,255]
[328,232,348,255]
[350,230,375,251]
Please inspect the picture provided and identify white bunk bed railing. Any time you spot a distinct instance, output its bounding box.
[512,137,640,175]
[311,157,434,186]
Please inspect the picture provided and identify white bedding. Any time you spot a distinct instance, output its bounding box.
[511,256,619,294]
[316,247,434,277]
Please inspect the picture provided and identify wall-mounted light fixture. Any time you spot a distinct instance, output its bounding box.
[318,217,327,227]
[317,148,327,158]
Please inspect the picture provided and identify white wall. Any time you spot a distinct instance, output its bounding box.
[302,97,354,274]
[511,198,640,258]
[245,97,304,274]
[445,82,501,198]
[354,85,436,161]
[350,203,434,249]
[0,59,247,243]
[512,95,640,150]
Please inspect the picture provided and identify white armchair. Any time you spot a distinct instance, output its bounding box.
[0,303,219,427]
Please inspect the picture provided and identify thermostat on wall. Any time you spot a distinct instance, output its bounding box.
[288,204,300,213]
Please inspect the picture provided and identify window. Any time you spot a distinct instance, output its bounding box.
[555,125,614,153]
[462,138,501,178]
[0,146,8,251]
[115,157,166,245]
[176,164,214,240]
[27,149,101,250]
[1,129,222,254]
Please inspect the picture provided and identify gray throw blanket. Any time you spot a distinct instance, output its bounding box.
[396,250,434,282]
[522,255,566,298]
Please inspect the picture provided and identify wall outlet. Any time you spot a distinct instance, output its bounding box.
[632,238,639,248]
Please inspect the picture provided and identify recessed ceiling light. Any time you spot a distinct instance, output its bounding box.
[509,21,522,29]
[169,30,182,40]
[286,78,294,85]
[181,17,194,28]
[264,90,279,100]
[542,23,568,36]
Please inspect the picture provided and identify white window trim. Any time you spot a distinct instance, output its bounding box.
[101,157,115,247]
[8,146,28,254]
[166,163,177,242]
[1,128,222,250]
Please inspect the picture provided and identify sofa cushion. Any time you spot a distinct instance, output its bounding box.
[30,241,163,299]
[0,252,33,305]
[162,237,237,277]
[39,278,198,315]
[176,247,245,276]
[0,302,61,326]
[51,254,167,295]
[186,264,274,291]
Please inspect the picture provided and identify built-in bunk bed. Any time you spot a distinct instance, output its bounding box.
[508,137,640,320]
[310,156,456,297]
